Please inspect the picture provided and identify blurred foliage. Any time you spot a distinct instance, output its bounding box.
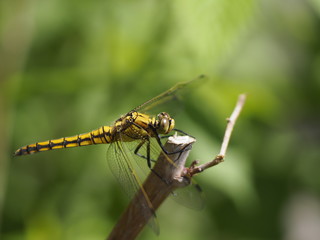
[1,0,320,239]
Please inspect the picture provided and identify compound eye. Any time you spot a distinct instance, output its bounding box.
[157,112,174,134]
[160,118,169,133]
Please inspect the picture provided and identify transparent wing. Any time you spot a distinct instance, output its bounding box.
[171,179,205,210]
[133,75,207,114]
[106,139,159,234]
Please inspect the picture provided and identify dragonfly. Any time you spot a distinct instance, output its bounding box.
[14,75,206,234]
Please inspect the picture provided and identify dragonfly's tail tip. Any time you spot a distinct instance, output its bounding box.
[13,149,23,157]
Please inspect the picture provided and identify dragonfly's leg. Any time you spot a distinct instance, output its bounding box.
[146,140,171,184]
[159,128,194,139]
[173,128,195,138]
[134,139,170,184]
[134,140,157,164]
[134,141,147,159]
[129,122,158,164]
[153,129,190,157]
[146,139,151,168]
[160,135,170,139]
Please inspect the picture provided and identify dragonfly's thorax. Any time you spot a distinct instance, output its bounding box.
[112,111,152,141]
[113,111,175,142]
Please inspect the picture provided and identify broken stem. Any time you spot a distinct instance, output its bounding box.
[107,135,196,240]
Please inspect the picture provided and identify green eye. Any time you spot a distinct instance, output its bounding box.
[160,118,169,133]
[157,112,174,134]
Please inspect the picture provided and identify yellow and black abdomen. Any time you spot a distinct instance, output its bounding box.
[14,126,114,156]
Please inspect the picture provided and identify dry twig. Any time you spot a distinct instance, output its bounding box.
[187,93,247,176]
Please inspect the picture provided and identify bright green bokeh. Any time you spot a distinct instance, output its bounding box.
[1,0,320,239]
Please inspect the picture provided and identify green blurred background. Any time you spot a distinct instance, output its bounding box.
[1,0,320,239]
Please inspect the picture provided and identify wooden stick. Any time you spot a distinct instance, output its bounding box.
[107,135,196,240]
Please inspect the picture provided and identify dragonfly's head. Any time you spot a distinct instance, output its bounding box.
[157,112,175,134]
